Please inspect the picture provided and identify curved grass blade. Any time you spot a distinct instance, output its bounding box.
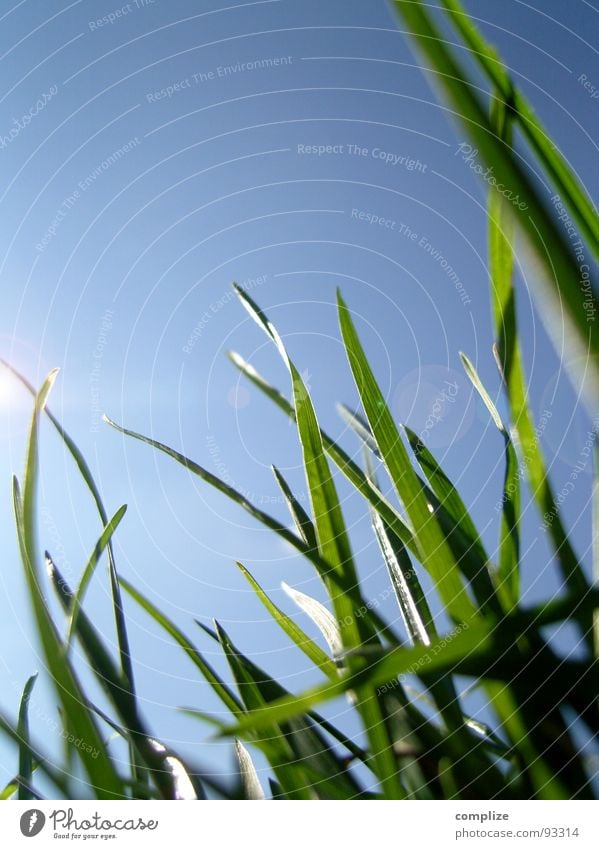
[0,359,136,699]
[337,291,476,624]
[281,582,343,659]
[234,284,406,798]
[235,739,265,800]
[236,563,337,678]
[65,505,127,653]
[17,673,37,800]
[439,0,599,257]
[460,353,520,610]
[15,371,125,798]
[390,0,599,408]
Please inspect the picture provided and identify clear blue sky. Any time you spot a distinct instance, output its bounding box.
[0,0,597,794]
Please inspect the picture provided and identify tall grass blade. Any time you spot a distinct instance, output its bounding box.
[0,359,136,697]
[337,291,475,624]
[233,284,406,798]
[15,371,124,797]
[390,0,599,408]
[460,353,520,609]
[16,673,37,800]
[438,0,599,257]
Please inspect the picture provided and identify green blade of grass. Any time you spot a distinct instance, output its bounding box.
[47,556,182,799]
[390,0,599,408]
[271,466,318,550]
[460,353,520,610]
[228,350,418,555]
[0,712,71,798]
[15,370,125,798]
[438,0,599,257]
[0,780,18,800]
[476,92,592,620]
[236,563,338,678]
[16,674,37,801]
[0,359,136,699]
[234,739,265,800]
[337,291,476,624]
[65,505,128,653]
[342,406,500,617]
[233,284,406,798]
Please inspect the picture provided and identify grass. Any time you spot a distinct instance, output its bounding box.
[1,0,597,799]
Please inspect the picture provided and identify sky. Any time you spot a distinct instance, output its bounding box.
[0,0,598,795]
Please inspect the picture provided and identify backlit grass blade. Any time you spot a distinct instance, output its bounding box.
[438,0,599,257]
[65,505,127,652]
[235,739,265,800]
[281,582,343,659]
[390,0,599,408]
[236,563,337,678]
[234,284,406,798]
[460,353,520,610]
[1,360,136,702]
[16,673,37,800]
[337,291,476,624]
[15,371,125,798]
[271,466,317,550]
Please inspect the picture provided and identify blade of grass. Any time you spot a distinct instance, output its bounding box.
[438,0,599,257]
[47,556,181,799]
[15,371,124,798]
[342,404,501,617]
[233,284,406,798]
[0,360,136,699]
[16,674,37,801]
[271,465,318,550]
[65,505,127,653]
[234,739,265,800]
[214,620,365,800]
[228,350,418,554]
[460,353,520,610]
[236,563,338,678]
[0,712,70,797]
[390,0,599,407]
[281,582,343,660]
[337,291,476,624]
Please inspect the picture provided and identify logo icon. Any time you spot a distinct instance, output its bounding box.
[20,810,46,837]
